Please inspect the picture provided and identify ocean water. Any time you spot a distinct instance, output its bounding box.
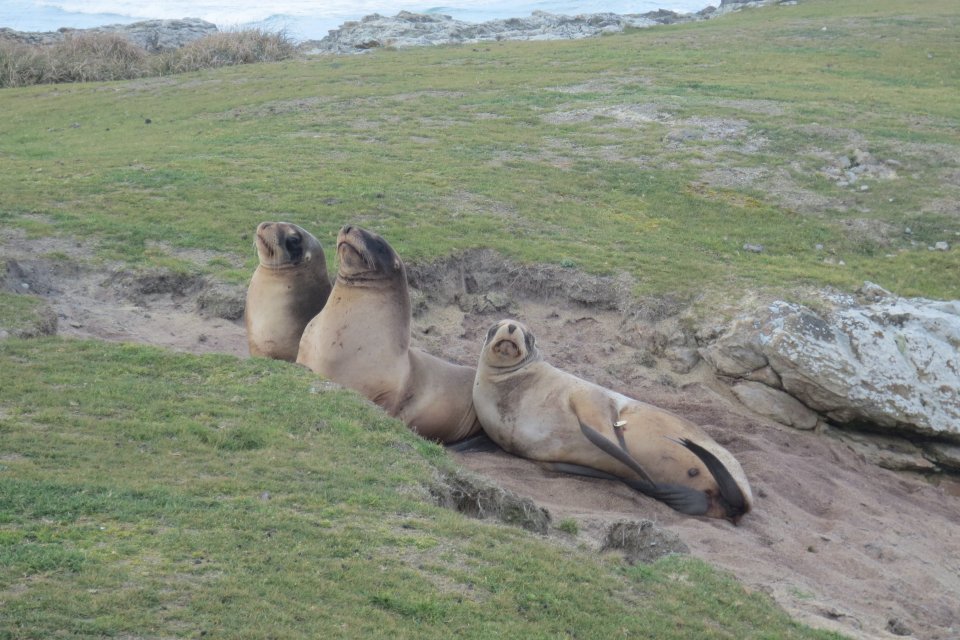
[0,0,714,42]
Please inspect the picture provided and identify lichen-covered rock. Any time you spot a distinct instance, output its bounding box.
[702,286,960,439]
[731,381,820,430]
[308,10,676,54]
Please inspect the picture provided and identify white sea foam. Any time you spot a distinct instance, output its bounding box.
[2,0,712,41]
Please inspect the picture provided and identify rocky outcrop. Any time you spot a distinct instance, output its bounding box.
[701,284,960,445]
[307,10,695,54]
[0,18,218,53]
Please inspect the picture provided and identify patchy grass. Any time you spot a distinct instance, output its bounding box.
[0,338,843,639]
[1,0,956,299]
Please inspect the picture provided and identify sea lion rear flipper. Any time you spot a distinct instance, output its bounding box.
[670,437,748,516]
[578,420,654,485]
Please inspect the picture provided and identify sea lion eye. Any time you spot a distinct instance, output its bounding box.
[524,331,535,352]
[486,324,499,343]
[286,235,302,252]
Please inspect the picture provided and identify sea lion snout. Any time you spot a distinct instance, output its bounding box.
[493,339,520,358]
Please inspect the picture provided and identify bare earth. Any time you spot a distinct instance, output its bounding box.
[4,246,959,640]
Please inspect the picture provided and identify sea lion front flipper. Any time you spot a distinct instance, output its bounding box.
[578,421,712,516]
[543,461,626,482]
[446,432,502,453]
[578,420,654,485]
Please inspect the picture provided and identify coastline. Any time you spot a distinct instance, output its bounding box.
[0,0,783,54]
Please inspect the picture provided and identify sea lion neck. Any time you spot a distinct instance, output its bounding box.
[485,348,543,375]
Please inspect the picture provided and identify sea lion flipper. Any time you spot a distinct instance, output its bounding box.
[543,461,625,482]
[446,433,501,453]
[572,425,710,515]
[670,437,748,516]
[578,420,654,485]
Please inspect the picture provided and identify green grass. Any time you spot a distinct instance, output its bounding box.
[0,338,843,639]
[1,0,957,635]
[1,0,957,298]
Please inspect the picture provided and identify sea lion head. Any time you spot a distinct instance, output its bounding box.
[480,319,540,370]
[254,221,321,270]
[336,224,404,283]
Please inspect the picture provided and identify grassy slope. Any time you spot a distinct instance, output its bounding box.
[0,0,957,299]
[1,0,958,636]
[0,339,840,639]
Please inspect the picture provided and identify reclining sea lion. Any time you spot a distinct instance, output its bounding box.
[472,318,753,522]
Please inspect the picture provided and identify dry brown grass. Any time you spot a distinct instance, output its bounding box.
[0,29,294,87]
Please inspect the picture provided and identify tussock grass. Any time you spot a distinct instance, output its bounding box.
[0,29,294,87]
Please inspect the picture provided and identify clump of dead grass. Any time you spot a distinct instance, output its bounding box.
[0,28,294,88]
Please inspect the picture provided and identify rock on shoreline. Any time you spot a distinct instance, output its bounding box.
[0,18,218,53]
[306,10,689,54]
[303,0,783,54]
[0,0,784,55]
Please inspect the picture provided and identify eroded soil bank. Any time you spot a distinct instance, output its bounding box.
[3,238,959,639]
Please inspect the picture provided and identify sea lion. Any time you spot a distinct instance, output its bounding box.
[245,221,332,361]
[296,224,483,444]
[472,319,753,522]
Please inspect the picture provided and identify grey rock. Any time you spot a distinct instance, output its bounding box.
[664,346,701,374]
[830,429,938,473]
[731,381,819,430]
[923,442,960,473]
[934,241,950,251]
[308,10,685,54]
[704,291,960,439]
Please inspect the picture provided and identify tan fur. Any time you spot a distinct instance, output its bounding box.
[473,319,753,520]
[296,225,482,444]
[245,222,331,361]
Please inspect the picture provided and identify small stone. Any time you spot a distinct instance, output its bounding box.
[743,243,764,253]
[886,618,912,636]
[814,243,824,251]
[933,241,949,251]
